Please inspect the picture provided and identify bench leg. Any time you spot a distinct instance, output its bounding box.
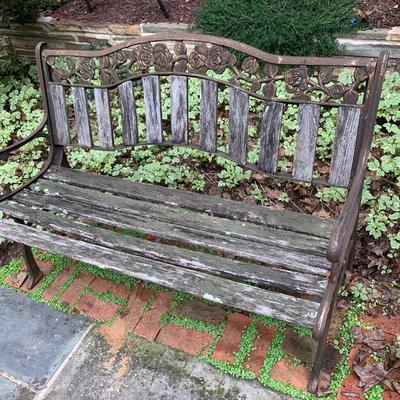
[22,245,43,290]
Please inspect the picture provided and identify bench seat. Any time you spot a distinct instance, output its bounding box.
[0,166,334,329]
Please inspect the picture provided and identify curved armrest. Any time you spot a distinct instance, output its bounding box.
[0,116,48,158]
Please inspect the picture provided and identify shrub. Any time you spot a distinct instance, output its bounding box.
[193,0,360,56]
[0,0,60,23]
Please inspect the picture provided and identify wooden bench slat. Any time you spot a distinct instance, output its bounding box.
[45,166,334,238]
[15,190,330,276]
[329,107,361,187]
[259,102,284,174]
[171,75,188,144]
[0,201,327,298]
[143,76,163,143]
[118,80,138,146]
[31,178,329,257]
[72,87,92,148]
[199,79,218,152]
[50,85,70,145]
[293,104,321,181]
[229,88,249,164]
[0,219,320,328]
[94,88,113,148]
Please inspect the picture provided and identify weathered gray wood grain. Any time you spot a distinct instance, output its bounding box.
[293,104,321,181]
[199,79,218,152]
[0,201,327,298]
[259,102,284,173]
[72,87,92,148]
[0,219,320,327]
[118,80,138,146]
[16,189,330,276]
[45,166,334,238]
[31,178,329,256]
[229,88,249,164]
[329,107,361,187]
[143,76,163,143]
[94,88,113,148]
[49,85,70,145]
[171,75,188,144]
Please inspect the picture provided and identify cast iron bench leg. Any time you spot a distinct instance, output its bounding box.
[22,245,43,290]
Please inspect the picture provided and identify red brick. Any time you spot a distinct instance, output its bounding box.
[134,291,174,340]
[111,282,131,300]
[157,324,214,356]
[90,277,115,293]
[244,323,277,377]
[383,391,400,400]
[270,357,311,392]
[59,271,95,306]
[4,272,28,290]
[171,299,226,326]
[42,266,75,302]
[361,315,400,337]
[336,374,364,400]
[76,294,120,321]
[121,285,156,332]
[212,313,252,363]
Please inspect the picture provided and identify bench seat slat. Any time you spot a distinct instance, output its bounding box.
[44,166,334,239]
[15,190,330,276]
[0,201,327,298]
[199,79,218,152]
[29,179,329,257]
[72,87,92,148]
[118,81,138,146]
[94,88,114,149]
[171,75,188,144]
[50,85,70,145]
[143,76,163,144]
[0,219,320,328]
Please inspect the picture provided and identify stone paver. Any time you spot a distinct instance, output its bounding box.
[212,313,252,363]
[76,294,120,321]
[0,288,89,390]
[133,291,173,340]
[157,324,214,356]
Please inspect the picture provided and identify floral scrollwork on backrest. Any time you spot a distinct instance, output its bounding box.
[45,39,376,105]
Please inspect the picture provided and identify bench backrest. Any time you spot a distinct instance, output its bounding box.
[37,33,387,188]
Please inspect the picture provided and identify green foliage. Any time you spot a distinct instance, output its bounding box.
[0,0,57,23]
[193,0,360,56]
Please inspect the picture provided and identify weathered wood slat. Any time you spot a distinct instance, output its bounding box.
[0,219,320,328]
[293,104,321,181]
[72,87,92,148]
[229,88,249,164]
[44,166,334,238]
[118,81,138,146]
[199,79,218,152]
[143,76,163,143]
[0,201,327,298]
[259,102,284,173]
[94,88,113,148]
[30,178,329,256]
[170,75,188,144]
[15,190,330,276]
[329,107,361,187]
[49,85,70,145]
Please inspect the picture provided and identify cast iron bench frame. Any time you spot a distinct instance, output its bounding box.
[0,33,388,392]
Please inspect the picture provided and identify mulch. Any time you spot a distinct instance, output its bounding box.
[45,0,204,25]
[45,0,400,28]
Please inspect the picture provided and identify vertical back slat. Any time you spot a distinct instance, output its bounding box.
[259,102,284,173]
[50,85,70,145]
[118,81,138,146]
[199,79,218,152]
[72,87,91,148]
[94,88,113,149]
[143,76,163,144]
[293,104,320,181]
[171,76,188,144]
[229,88,249,164]
[329,107,361,187]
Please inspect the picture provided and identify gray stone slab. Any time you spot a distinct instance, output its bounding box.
[43,328,291,400]
[0,376,35,400]
[0,288,90,390]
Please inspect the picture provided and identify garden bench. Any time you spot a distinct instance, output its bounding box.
[0,33,388,392]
